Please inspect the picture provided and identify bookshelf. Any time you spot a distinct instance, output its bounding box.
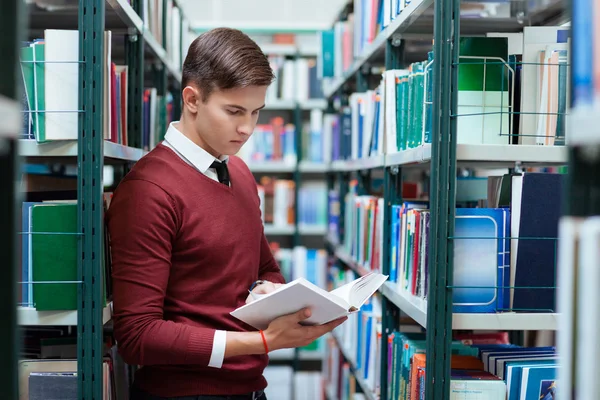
[320,0,570,399]
[13,0,188,397]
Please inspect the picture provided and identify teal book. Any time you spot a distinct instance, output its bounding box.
[33,42,46,143]
[414,62,425,147]
[424,51,434,144]
[319,29,335,78]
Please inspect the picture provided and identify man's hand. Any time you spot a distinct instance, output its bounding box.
[245,281,284,304]
[263,308,347,351]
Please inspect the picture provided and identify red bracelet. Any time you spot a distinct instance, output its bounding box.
[259,330,269,353]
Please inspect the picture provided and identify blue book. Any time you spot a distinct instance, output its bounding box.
[520,365,558,400]
[453,208,507,312]
[505,360,558,400]
[390,205,400,283]
[511,173,564,312]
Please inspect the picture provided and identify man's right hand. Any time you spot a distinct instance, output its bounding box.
[263,308,347,351]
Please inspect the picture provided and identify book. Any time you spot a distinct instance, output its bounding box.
[230,272,388,330]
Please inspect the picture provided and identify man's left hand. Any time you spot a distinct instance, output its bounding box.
[245,281,284,304]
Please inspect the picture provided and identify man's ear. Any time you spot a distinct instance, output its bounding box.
[182,85,201,114]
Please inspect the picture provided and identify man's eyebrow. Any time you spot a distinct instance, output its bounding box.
[225,104,266,112]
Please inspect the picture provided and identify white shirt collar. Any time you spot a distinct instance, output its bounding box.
[163,122,228,173]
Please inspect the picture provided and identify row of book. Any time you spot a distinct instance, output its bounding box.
[257,178,328,228]
[386,332,557,400]
[304,109,333,164]
[266,56,323,103]
[20,335,129,399]
[324,266,383,398]
[270,244,328,353]
[236,110,334,165]
[19,29,175,149]
[236,117,297,164]
[142,0,194,69]
[324,286,557,400]
[335,170,563,314]
[320,0,409,80]
[321,28,569,161]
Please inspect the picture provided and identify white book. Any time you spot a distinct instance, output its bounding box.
[230,273,388,330]
[576,217,600,400]
[44,29,79,141]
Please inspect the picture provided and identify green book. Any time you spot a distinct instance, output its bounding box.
[414,62,425,147]
[457,37,510,145]
[21,45,36,137]
[33,42,46,143]
[32,203,78,311]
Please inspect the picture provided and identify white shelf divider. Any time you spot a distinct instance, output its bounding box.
[18,139,146,162]
[331,244,559,331]
[380,282,558,331]
[298,161,329,173]
[386,144,567,168]
[264,225,295,235]
[298,225,327,235]
[247,161,296,173]
[300,99,327,110]
[18,302,112,326]
[331,155,385,172]
[263,100,296,110]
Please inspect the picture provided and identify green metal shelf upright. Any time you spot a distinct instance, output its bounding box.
[77,0,106,397]
[0,0,26,397]
[424,0,459,397]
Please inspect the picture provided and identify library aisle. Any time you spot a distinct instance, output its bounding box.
[1,0,599,399]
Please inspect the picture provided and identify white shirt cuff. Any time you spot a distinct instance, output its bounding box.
[207,330,226,368]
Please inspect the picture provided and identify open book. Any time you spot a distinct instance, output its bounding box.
[230,272,388,330]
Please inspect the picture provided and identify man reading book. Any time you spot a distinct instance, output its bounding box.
[106,28,346,400]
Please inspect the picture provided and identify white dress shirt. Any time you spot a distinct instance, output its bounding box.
[162,121,227,368]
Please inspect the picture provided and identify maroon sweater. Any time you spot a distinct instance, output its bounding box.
[106,144,284,397]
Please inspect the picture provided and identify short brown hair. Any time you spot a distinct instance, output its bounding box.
[182,28,275,101]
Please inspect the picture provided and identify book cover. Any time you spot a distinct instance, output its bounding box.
[453,208,507,313]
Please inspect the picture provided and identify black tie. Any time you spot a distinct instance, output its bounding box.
[210,160,230,186]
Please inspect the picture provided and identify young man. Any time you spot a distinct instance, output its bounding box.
[106,28,346,400]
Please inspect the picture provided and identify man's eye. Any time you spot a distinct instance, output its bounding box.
[227,109,240,115]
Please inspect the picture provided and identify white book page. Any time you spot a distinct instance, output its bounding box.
[230,278,349,330]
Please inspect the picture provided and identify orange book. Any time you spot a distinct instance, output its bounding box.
[409,354,484,400]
